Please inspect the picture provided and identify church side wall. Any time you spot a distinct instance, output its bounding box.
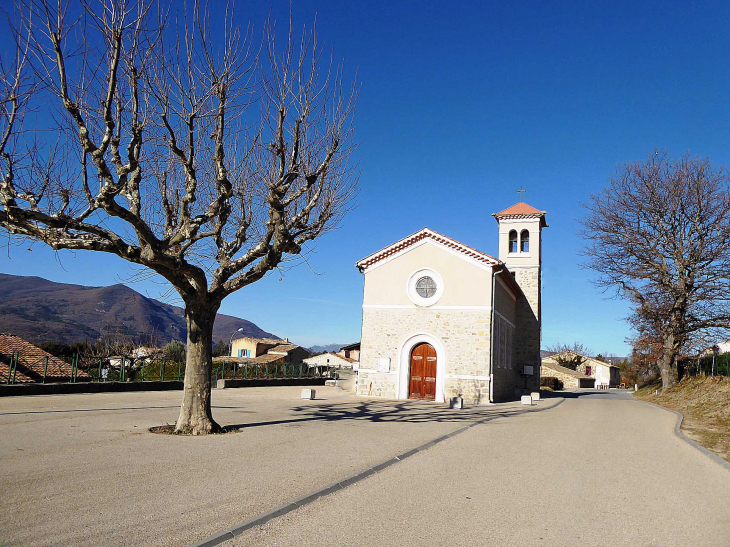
[491,279,524,401]
[511,267,542,392]
[357,307,492,405]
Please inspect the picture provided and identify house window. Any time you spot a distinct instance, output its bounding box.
[520,230,529,253]
[509,230,518,253]
[586,366,592,375]
[238,349,250,358]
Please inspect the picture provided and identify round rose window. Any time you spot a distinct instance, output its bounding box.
[416,276,437,298]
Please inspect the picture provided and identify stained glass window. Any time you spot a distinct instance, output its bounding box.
[416,276,437,298]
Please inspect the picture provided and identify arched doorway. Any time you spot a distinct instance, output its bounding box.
[409,342,437,400]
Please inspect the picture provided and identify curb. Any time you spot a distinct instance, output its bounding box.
[640,399,730,472]
[189,397,564,547]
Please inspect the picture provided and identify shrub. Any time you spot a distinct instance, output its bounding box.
[541,377,563,390]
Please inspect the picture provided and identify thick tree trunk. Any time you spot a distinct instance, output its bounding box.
[176,304,220,434]
[657,334,680,392]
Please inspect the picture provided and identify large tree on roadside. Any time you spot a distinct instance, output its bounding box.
[0,0,358,433]
[581,151,730,391]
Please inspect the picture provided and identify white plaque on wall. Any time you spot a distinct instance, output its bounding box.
[377,357,391,372]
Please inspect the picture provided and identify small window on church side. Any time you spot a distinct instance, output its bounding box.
[416,276,437,298]
[509,230,518,253]
[520,230,529,253]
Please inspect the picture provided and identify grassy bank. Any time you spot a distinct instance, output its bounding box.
[634,375,730,463]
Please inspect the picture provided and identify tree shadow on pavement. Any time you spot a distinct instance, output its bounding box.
[224,397,563,430]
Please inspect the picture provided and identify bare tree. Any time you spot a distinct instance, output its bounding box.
[581,151,730,391]
[545,342,592,356]
[0,1,358,433]
[545,342,592,370]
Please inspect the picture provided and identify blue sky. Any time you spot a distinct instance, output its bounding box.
[2,0,730,354]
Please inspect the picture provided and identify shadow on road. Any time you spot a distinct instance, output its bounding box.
[226,396,568,430]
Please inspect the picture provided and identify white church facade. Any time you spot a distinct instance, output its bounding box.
[354,202,547,404]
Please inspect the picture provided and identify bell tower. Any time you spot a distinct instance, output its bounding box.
[493,201,548,389]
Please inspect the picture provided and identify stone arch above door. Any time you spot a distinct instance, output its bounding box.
[397,333,446,402]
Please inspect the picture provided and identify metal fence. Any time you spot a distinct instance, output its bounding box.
[685,353,730,378]
[1,352,86,384]
[1,352,334,385]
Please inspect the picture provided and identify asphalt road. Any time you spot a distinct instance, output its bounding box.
[1,388,728,546]
[232,390,730,547]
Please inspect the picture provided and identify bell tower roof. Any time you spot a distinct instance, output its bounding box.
[492,202,548,227]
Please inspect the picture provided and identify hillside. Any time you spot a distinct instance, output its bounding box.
[635,375,730,462]
[0,273,276,345]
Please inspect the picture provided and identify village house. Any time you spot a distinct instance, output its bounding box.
[304,352,357,370]
[541,350,620,389]
[337,342,360,361]
[225,336,310,367]
[354,202,546,404]
[540,360,595,389]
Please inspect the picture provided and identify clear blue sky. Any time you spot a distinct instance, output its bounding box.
[2,0,730,355]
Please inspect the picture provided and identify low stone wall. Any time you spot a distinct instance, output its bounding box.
[216,378,327,389]
[0,378,329,397]
[356,371,397,398]
[0,380,184,397]
[540,367,580,389]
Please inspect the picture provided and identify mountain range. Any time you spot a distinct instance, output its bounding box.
[309,343,349,354]
[0,273,275,345]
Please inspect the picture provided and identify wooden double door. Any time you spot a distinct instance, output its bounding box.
[409,343,437,400]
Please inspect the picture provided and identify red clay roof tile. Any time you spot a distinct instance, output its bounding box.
[0,333,90,382]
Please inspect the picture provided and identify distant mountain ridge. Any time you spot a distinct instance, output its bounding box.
[0,273,276,345]
[308,343,348,354]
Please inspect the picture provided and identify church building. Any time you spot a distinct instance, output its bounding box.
[354,202,547,404]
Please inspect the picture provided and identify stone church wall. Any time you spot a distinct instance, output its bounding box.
[511,267,542,392]
[357,307,492,404]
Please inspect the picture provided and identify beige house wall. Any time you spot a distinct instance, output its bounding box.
[576,359,620,387]
[304,353,354,369]
[231,338,265,358]
[337,349,360,361]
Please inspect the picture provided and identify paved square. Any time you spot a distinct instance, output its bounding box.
[2,388,729,546]
[0,385,548,546]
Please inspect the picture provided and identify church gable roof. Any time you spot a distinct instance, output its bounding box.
[355,228,500,272]
[493,201,548,227]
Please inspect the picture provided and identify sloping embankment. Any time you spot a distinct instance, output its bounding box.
[635,376,730,463]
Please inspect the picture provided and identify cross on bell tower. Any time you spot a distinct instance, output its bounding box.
[517,187,526,202]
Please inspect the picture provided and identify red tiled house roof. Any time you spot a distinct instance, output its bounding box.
[0,333,90,383]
